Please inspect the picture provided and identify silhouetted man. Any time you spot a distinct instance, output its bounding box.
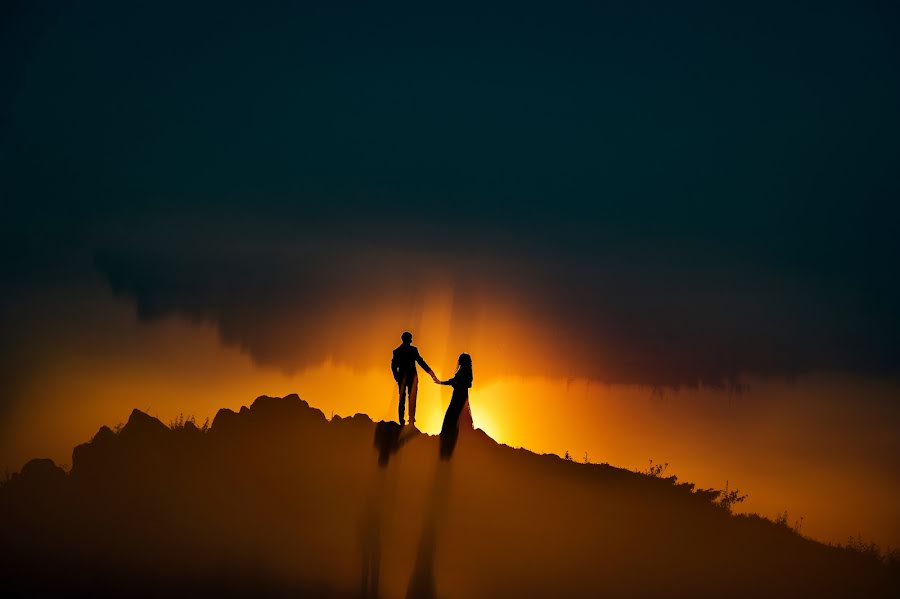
[391,331,437,427]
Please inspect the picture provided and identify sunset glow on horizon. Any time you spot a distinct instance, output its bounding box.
[3,271,898,550]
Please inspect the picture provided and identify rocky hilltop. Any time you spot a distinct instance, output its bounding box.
[1,394,896,598]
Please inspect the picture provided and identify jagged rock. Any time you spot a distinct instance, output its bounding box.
[120,409,169,438]
[92,425,115,443]
[247,394,326,427]
[72,426,117,479]
[20,458,66,484]
[211,408,241,434]
[2,459,68,499]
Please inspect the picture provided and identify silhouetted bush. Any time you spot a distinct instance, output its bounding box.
[643,460,668,478]
[169,413,198,430]
[845,534,882,560]
[714,480,748,513]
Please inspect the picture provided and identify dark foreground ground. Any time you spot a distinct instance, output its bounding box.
[2,394,897,598]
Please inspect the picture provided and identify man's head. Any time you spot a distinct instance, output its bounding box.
[401,331,413,344]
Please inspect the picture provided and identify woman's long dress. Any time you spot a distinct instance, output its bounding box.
[439,371,472,458]
[440,372,472,435]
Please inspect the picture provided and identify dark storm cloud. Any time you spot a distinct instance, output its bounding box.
[3,0,900,388]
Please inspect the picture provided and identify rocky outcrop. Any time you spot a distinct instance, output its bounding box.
[1,394,896,598]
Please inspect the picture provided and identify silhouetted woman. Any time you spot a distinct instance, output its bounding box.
[435,353,473,459]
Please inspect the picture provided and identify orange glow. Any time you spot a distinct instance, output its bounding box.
[1,276,899,550]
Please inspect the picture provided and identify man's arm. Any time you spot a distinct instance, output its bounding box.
[415,350,438,381]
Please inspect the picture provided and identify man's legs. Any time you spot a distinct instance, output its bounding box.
[408,375,418,426]
[398,377,409,424]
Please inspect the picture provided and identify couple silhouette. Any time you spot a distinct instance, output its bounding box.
[390,331,473,444]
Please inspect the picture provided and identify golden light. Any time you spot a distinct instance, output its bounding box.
[466,385,506,443]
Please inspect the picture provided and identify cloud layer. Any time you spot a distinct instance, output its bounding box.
[4,0,900,388]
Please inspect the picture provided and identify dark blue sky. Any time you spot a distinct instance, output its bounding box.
[3,0,900,389]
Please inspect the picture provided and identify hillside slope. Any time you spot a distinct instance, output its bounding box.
[1,394,896,598]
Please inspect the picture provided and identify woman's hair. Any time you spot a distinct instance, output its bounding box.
[455,353,473,386]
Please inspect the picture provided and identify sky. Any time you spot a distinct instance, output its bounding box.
[2,1,900,546]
